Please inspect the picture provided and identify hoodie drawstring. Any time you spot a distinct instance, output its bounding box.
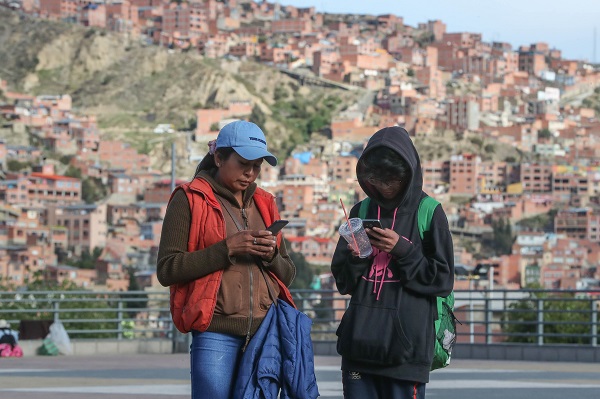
[369,206,398,300]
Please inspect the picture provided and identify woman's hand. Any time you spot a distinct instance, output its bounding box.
[366,227,399,253]
[347,244,361,257]
[226,230,276,258]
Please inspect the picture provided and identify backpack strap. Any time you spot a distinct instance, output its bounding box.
[358,197,370,219]
[417,196,440,240]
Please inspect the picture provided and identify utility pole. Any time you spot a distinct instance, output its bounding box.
[170,141,176,193]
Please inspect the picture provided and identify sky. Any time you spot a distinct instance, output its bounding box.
[280,0,600,62]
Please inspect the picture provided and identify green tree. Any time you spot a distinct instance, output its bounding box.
[64,165,82,178]
[82,177,108,204]
[274,85,287,101]
[0,272,118,339]
[484,143,495,153]
[414,32,435,47]
[502,291,594,344]
[122,269,148,318]
[59,155,74,165]
[491,218,513,255]
[66,247,102,269]
[249,105,267,132]
[516,209,557,232]
[286,239,315,289]
[538,128,552,139]
[7,159,31,172]
[307,114,329,134]
[469,137,483,148]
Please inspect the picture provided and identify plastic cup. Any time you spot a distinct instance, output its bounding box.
[338,217,373,258]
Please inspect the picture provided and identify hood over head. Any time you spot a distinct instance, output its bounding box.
[357,126,423,211]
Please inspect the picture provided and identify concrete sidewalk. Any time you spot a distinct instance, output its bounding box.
[2,354,600,399]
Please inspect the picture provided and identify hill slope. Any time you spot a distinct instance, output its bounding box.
[0,9,361,164]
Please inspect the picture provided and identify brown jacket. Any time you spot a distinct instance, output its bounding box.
[157,171,295,336]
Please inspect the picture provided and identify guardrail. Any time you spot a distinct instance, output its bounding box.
[1,289,599,348]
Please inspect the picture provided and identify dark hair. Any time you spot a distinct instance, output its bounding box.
[193,147,235,178]
[357,147,411,182]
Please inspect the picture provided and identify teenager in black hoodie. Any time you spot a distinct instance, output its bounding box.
[331,126,454,398]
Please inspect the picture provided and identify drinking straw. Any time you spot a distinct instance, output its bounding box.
[339,198,359,252]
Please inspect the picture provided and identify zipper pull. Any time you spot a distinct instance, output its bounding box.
[241,208,248,229]
[241,333,251,352]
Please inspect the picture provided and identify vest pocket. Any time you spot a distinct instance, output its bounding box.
[336,303,413,366]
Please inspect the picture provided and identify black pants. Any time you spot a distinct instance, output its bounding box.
[342,370,426,399]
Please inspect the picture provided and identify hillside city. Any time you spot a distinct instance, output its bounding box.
[1,0,600,295]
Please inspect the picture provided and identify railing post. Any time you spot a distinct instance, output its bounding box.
[537,299,544,346]
[592,300,598,347]
[117,301,123,340]
[171,320,178,354]
[54,301,60,322]
[486,292,493,344]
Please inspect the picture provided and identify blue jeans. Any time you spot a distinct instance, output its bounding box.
[190,331,245,399]
[342,370,426,399]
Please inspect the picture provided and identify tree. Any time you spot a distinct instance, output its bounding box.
[7,159,31,172]
[82,177,108,204]
[307,114,329,134]
[122,269,148,318]
[516,209,557,232]
[414,32,435,48]
[502,290,594,344]
[249,105,267,132]
[65,247,102,269]
[538,128,552,139]
[64,165,82,178]
[0,272,118,339]
[273,86,287,101]
[491,218,513,255]
[64,167,99,198]
[286,239,315,289]
[484,144,495,153]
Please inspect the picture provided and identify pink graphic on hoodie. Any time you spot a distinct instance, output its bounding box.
[361,206,401,300]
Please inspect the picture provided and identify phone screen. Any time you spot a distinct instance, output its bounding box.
[267,220,289,234]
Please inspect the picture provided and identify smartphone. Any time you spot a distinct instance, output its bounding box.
[362,219,382,229]
[266,219,289,235]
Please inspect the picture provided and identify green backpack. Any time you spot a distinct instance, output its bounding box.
[358,196,456,371]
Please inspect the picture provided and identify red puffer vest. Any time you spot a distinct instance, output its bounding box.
[169,177,295,334]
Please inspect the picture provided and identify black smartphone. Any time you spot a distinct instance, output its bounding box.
[266,219,289,235]
[362,219,382,229]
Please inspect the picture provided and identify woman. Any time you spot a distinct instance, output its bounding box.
[331,126,454,399]
[157,120,296,399]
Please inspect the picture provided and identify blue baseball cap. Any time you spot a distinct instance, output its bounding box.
[216,120,278,166]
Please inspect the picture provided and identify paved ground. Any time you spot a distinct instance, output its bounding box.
[2,354,600,399]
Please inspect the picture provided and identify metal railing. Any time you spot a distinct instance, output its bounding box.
[1,289,599,347]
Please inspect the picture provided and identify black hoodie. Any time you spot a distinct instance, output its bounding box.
[331,126,454,383]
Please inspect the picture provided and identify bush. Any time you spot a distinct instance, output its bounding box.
[7,159,31,172]
[502,291,594,344]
